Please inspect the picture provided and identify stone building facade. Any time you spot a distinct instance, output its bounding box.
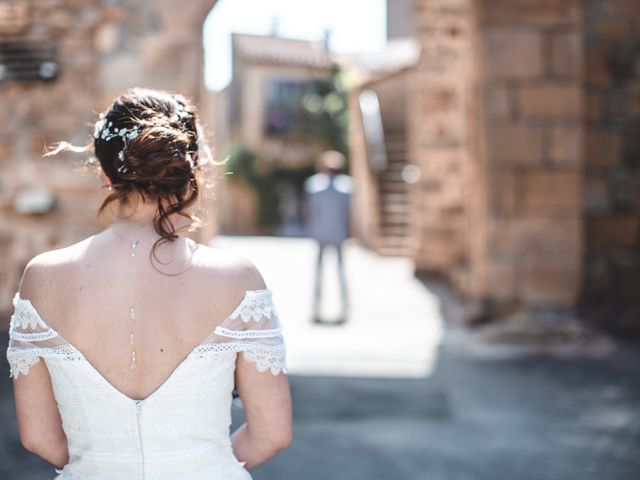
[581,0,640,332]
[1,0,638,333]
[214,33,336,234]
[350,0,640,332]
[0,0,219,320]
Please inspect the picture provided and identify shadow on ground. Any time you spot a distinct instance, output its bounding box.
[1,327,639,480]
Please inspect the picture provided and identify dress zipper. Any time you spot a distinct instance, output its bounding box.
[135,400,145,479]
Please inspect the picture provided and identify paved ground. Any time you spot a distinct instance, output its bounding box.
[1,236,639,480]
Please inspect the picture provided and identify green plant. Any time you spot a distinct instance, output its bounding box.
[223,143,318,230]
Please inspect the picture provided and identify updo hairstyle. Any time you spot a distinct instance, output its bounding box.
[46,88,221,271]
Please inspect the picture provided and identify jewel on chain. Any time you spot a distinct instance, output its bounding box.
[128,238,140,369]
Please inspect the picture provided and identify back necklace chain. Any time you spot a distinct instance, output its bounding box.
[106,226,191,369]
[107,226,148,370]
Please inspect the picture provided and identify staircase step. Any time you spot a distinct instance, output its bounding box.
[380,225,410,236]
[381,216,409,226]
[381,203,410,213]
[382,160,407,167]
[380,176,408,183]
[385,158,408,166]
[381,193,409,203]
[379,172,406,182]
[375,236,418,257]
[380,183,408,193]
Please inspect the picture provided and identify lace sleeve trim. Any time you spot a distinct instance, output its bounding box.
[10,329,58,342]
[213,325,282,339]
[6,350,42,379]
[191,342,287,375]
[10,292,48,330]
[240,343,287,375]
[229,288,277,323]
[7,345,83,380]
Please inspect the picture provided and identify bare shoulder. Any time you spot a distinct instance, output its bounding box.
[19,235,95,301]
[188,239,268,294]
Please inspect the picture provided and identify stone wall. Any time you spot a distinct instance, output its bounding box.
[0,0,219,321]
[581,0,640,333]
[411,0,640,331]
[409,0,474,279]
[411,0,586,314]
[470,0,585,308]
[0,0,103,313]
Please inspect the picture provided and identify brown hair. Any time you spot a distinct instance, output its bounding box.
[46,87,223,272]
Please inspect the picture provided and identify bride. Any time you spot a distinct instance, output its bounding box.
[6,88,292,479]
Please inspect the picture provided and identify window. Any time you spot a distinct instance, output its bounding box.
[264,78,315,135]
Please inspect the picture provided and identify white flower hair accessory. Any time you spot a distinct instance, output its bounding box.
[116,150,135,175]
[93,114,140,142]
[169,101,190,124]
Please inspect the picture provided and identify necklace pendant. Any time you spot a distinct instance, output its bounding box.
[130,239,140,258]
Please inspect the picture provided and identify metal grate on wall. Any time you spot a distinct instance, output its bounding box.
[0,41,59,82]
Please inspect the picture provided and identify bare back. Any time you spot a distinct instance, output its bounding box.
[20,230,264,401]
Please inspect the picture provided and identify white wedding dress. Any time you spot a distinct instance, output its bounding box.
[6,287,287,480]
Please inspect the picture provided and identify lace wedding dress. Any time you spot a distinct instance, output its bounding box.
[6,288,287,480]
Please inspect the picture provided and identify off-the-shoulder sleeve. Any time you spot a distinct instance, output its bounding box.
[6,292,60,379]
[213,288,287,375]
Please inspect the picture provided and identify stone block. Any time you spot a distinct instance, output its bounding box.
[587,216,640,251]
[483,29,543,79]
[586,93,601,122]
[418,112,466,147]
[419,147,466,177]
[485,218,516,259]
[605,0,640,16]
[422,85,460,113]
[548,124,584,167]
[585,44,611,86]
[627,84,640,116]
[513,216,582,264]
[595,17,632,40]
[485,261,517,301]
[487,173,517,214]
[485,122,544,166]
[518,264,581,306]
[416,0,471,31]
[415,234,463,271]
[585,130,621,167]
[485,84,513,120]
[583,177,610,214]
[522,171,581,212]
[476,0,581,26]
[549,31,583,79]
[517,84,583,118]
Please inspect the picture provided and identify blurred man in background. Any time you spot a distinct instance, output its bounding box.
[303,150,354,324]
